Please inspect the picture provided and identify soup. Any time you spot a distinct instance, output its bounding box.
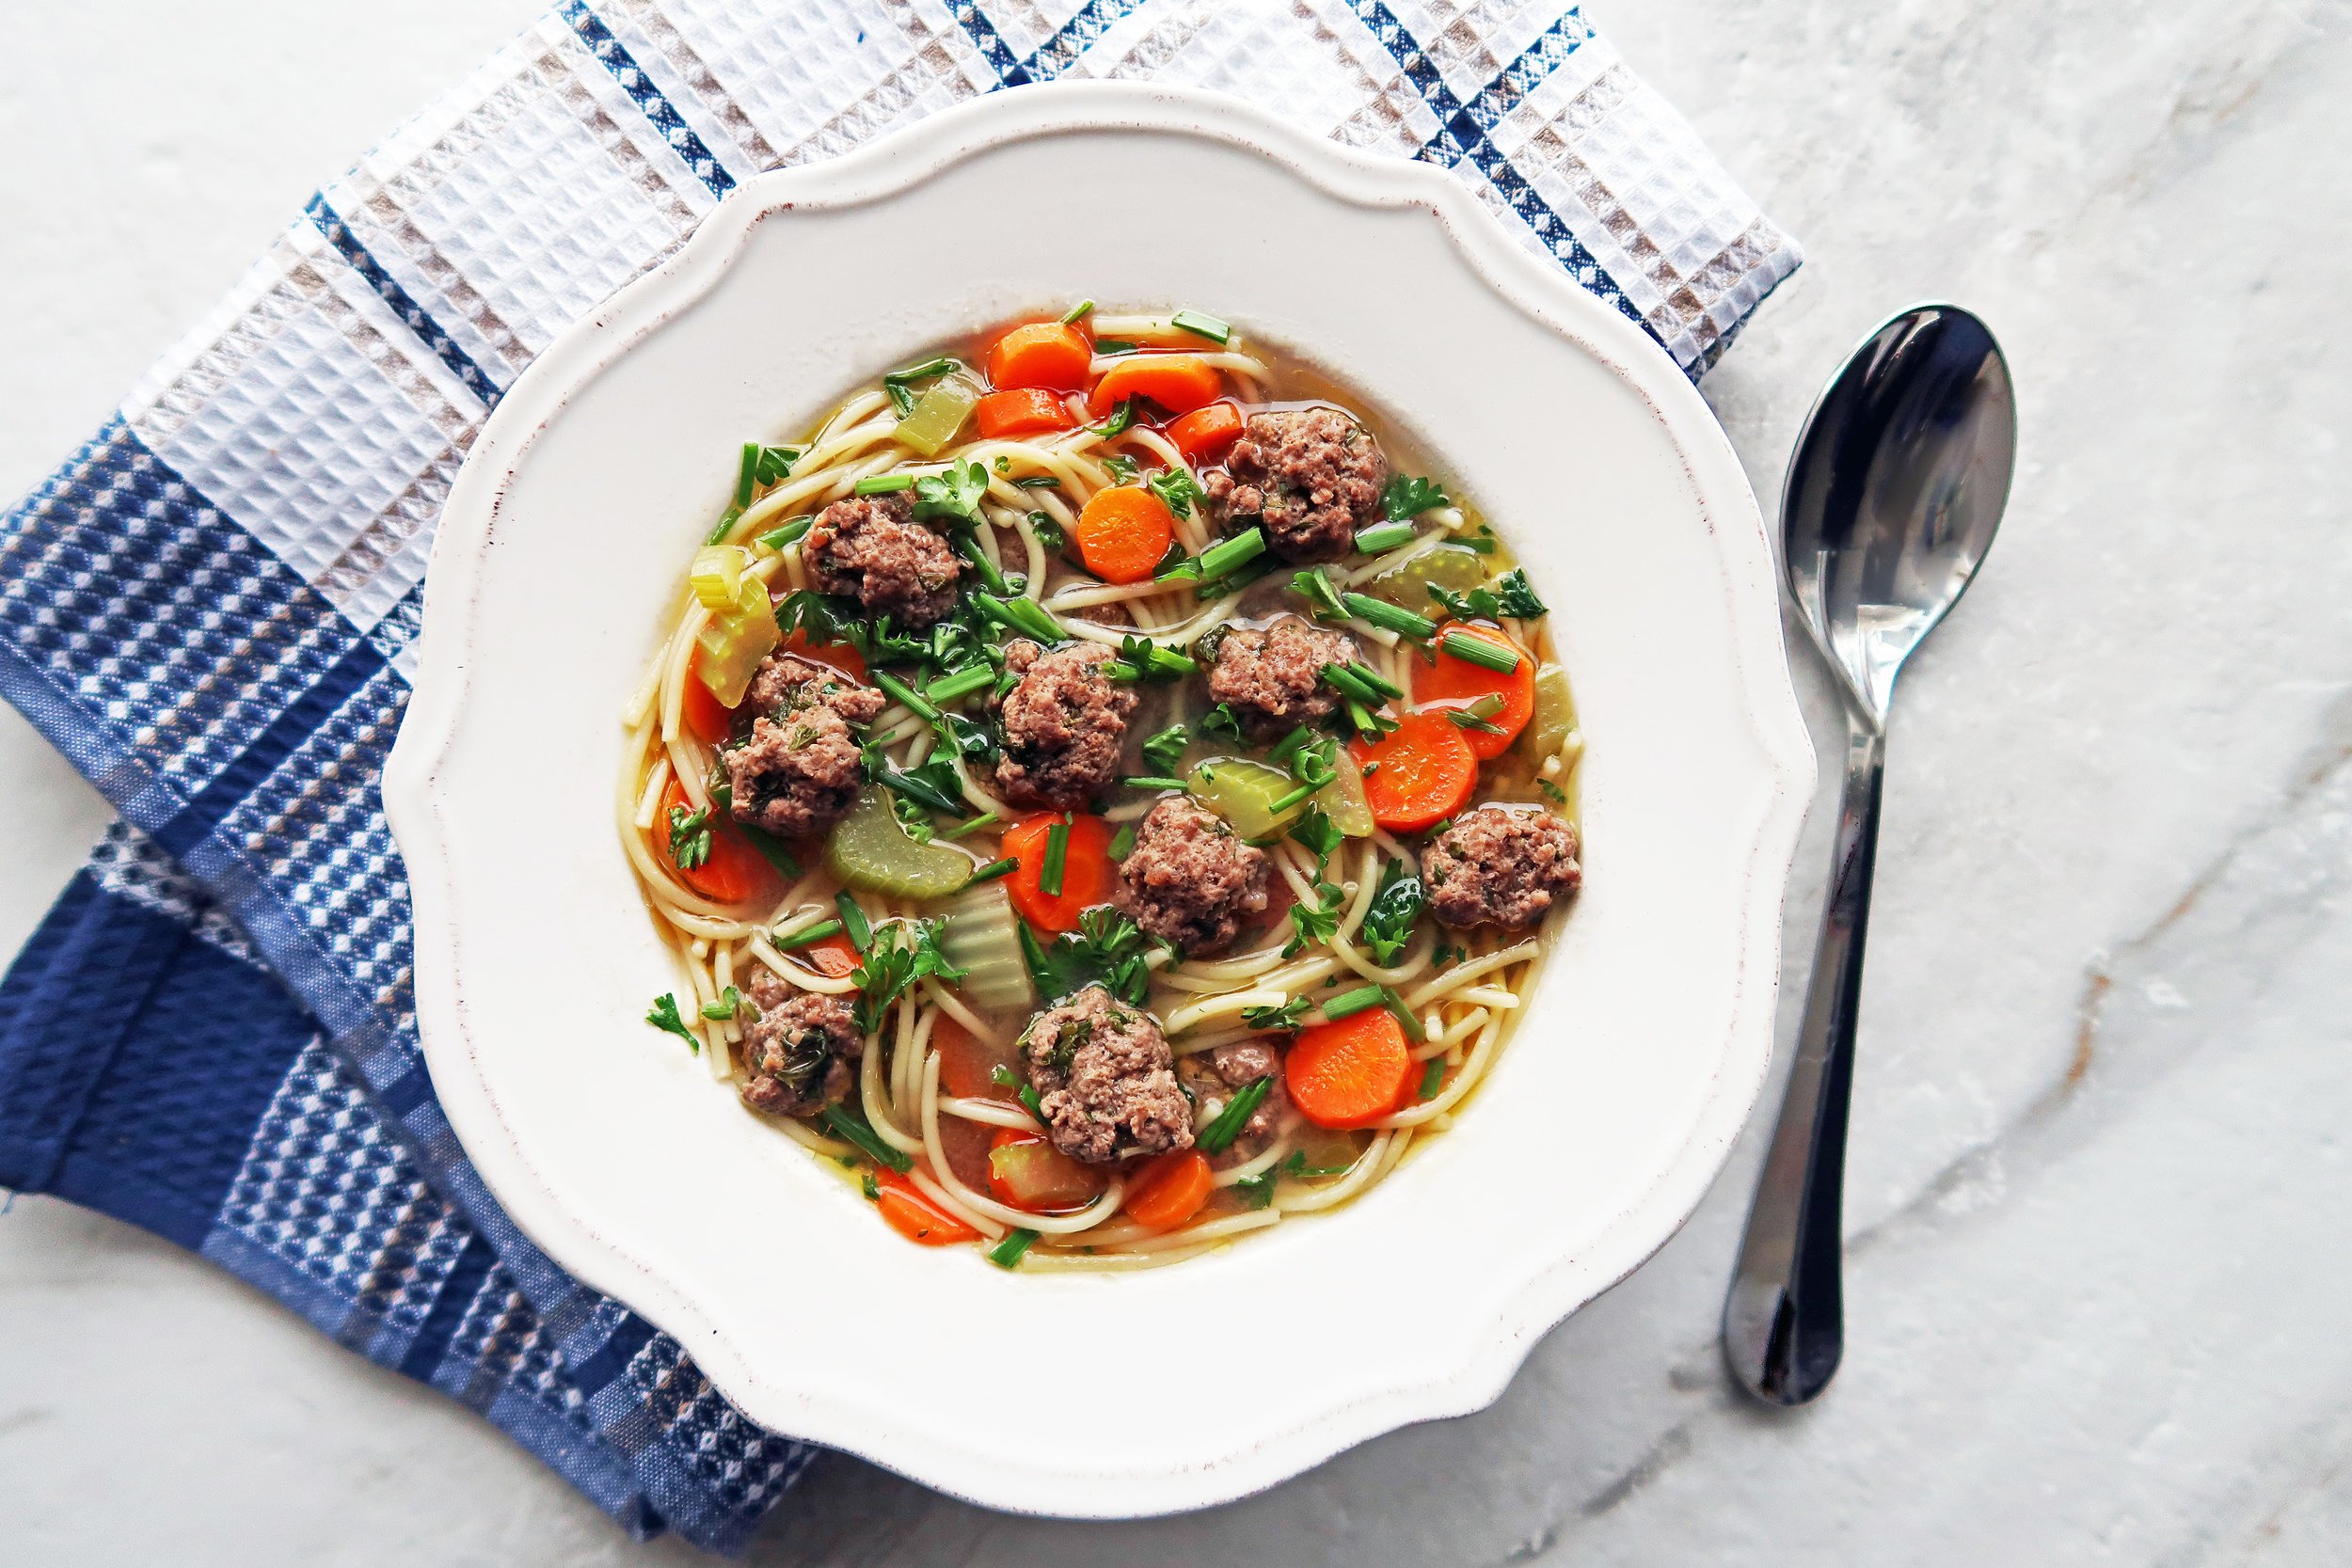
[620,305,1583,1270]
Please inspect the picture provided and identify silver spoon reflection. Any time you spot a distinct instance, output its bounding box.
[1723,304,2016,1406]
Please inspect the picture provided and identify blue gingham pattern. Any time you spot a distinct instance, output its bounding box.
[0,1,1796,1552]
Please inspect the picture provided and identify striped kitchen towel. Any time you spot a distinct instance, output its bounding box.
[0,1,1797,1552]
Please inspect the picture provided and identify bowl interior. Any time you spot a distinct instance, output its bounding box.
[401,104,1804,1514]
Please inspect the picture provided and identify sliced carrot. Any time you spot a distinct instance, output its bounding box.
[659,777,775,905]
[873,1168,981,1246]
[1000,812,1118,932]
[1286,1009,1413,1130]
[1347,711,1479,833]
[798,932,861,979]
[780,627,866,684]
[1166,401,1245,466]
[1411,622,1534,761]
[1072,485,1175,585]
[1088,354,1224,418]
[975,387,1079,439]
[986,1126,1104,1212]
[680,651,736,743]
[1123,1148,1214,1230]
[987,321,1093,391]
[934,1013,1021,1099]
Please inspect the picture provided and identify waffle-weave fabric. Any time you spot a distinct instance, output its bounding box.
[0,1,1797,1551]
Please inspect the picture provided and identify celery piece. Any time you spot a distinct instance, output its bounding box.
[1187,757,1308,843]
[1361,543,1486,610]
[826,788,977,901]
[692,580,780,706]
[1314,747,1376,838]
[688,545,748,610]
[1529,661,1577,761]
[894,374,981,456]
[936,880,1035,1014]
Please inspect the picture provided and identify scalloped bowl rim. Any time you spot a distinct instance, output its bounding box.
[385,82,1814,1518]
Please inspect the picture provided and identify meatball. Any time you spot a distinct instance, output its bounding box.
[1206,614,1358,738]
[1114,797,1270,956]
[738,969,861,1117]
[1201,407,1386,562]
[802,492,961,626]
[726,705,865,839]
[1422,805,1582,930]
[991,639,1138,811]
[1176,1040,1294,1164]
[743,650,886,725]
[1020,985,1191,1164]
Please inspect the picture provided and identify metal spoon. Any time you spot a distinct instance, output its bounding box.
[1722,304,2016,1405]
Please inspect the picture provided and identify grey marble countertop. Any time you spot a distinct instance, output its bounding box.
[5,2,2349,1561]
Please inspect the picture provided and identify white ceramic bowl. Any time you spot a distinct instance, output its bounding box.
[384,83,1813,1517]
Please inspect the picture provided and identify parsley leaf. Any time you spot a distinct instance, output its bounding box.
[667,804,712,871]
[1289,807,1344,873]
[1140,723,1189,776]
[1241,995,1312,1032]
[1381,474,1450,521]
[1427,567,1549,623]
[1288,567,1350,623]
[699,986,746,1021]
[1359,859,1425,964]
[850,918,966,1037]
[1285,882,1347,958]
[1101,453,1139,483]
[1147,467,1203,519]
[1200,704,1246,745]
[913,458,990,527]
[645,993,699,1051]
[863,743,967,816]
[1104,633,1199,685]
[1019,909,1156,1006]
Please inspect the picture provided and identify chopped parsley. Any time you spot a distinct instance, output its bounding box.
[645,992,699,1050]
[1381,474,1450,521]
[699,986,746,1022]
[1428,567,1549,623]
[1289,806,1344,873]
[1104,633,1199,684]
[1140,723,1189,776]
[666,804,712,871]
[1147,467,1203,519]
[1285,881,1347,958]
[1020,909,1156,1006]
[1240,995,1312,1032]
[1359,860,1425,964]
[1200,704,1246,745]
[849,918,966,1037]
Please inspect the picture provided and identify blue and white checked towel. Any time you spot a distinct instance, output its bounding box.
[0,1,1797,1551]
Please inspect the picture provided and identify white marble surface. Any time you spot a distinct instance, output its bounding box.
[4,2,2350,1561]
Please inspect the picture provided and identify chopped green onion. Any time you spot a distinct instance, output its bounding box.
[1040,820,1071,896]
[885,355,957,385]
[704,503,744,546]
[1191,528,1264,583]
[1092,398,1137,436]
[1420,1059,1447,1100]
[1093,339,1138,356]
[1289,567,1350,622]
[775,918,843,951]
[1108,824,1136,861]
[758,515,815,550]
[972,592,1065,644]
[1012,474,1061,489]
[821,1103,914,1173]
[1440,629,1524,673]
[965,857,1017,887]
[1196,1077,1273,1154]
[1382,987,1427,1042]
[1341,592,1438,641]
[1344,661,1405,699]
[1320,663,1389,706]
[924,665,995,705]
[1059,299,1095,325]
[1120,775,1187,792]
[1268,782,1318,816]
[853,473,914,495]
[872,669,940,722]
[988,1227,1039,1268]
[1170,309,1232,344]
[735,442,762,510]
[1354,520,1417,556]
[834,893,873,953]
[1321,984,1385,1022]
[944,811,1001,841]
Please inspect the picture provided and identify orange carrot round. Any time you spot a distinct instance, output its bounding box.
[1087,354,1224,418]
[659,777,774,905]
[1001,812,1117,932]
[1166,401,1245,465]
[1411,623,1534,761]
[1123,1148,1214,1230]
[872,1168,980,1245]
[975,387,1078,438]
[1072,485,1175,585]
[1347,711,1479,833]
[1286,1009,1413,1130]
[986,322,1093,391]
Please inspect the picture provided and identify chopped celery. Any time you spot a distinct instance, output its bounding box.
[826,788,976,900]
[689,545,749,610]
[1529,661,1577,761]
[936,880,1035,1014]
[692,577,779,706]
[894,374,981,456]
[1315,747,1376,838]
[1188,757,1307,844]
[1362,542,1486,610]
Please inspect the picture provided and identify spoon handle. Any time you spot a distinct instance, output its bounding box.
[1723,708,1885,1405]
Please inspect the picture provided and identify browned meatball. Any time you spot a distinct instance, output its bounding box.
[1201,407,1386,562]
[1020,985,1190,1164]
[720,676,880,841]
[1114,797,1270,956]
[743,650,887,725]
[738,969,861,1117]
[1206,614,1358,738]
[802,492,961,626]
[1176,1040,1294,1164]
[1422,805,1582,930]
[991,639,1138,811]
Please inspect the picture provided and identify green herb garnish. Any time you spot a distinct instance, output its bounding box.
[1040,820,1071,897]
[666,804,712,871]
[645,992,699,1050]
[988,1227,1039,1268]
[1381,474,1449,521]
[1196,1076,1272,1154]
[1428,568,1549,622]
[821,1102,914,1172]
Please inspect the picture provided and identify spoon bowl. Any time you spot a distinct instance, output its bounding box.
[1724,304,2014,1405]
